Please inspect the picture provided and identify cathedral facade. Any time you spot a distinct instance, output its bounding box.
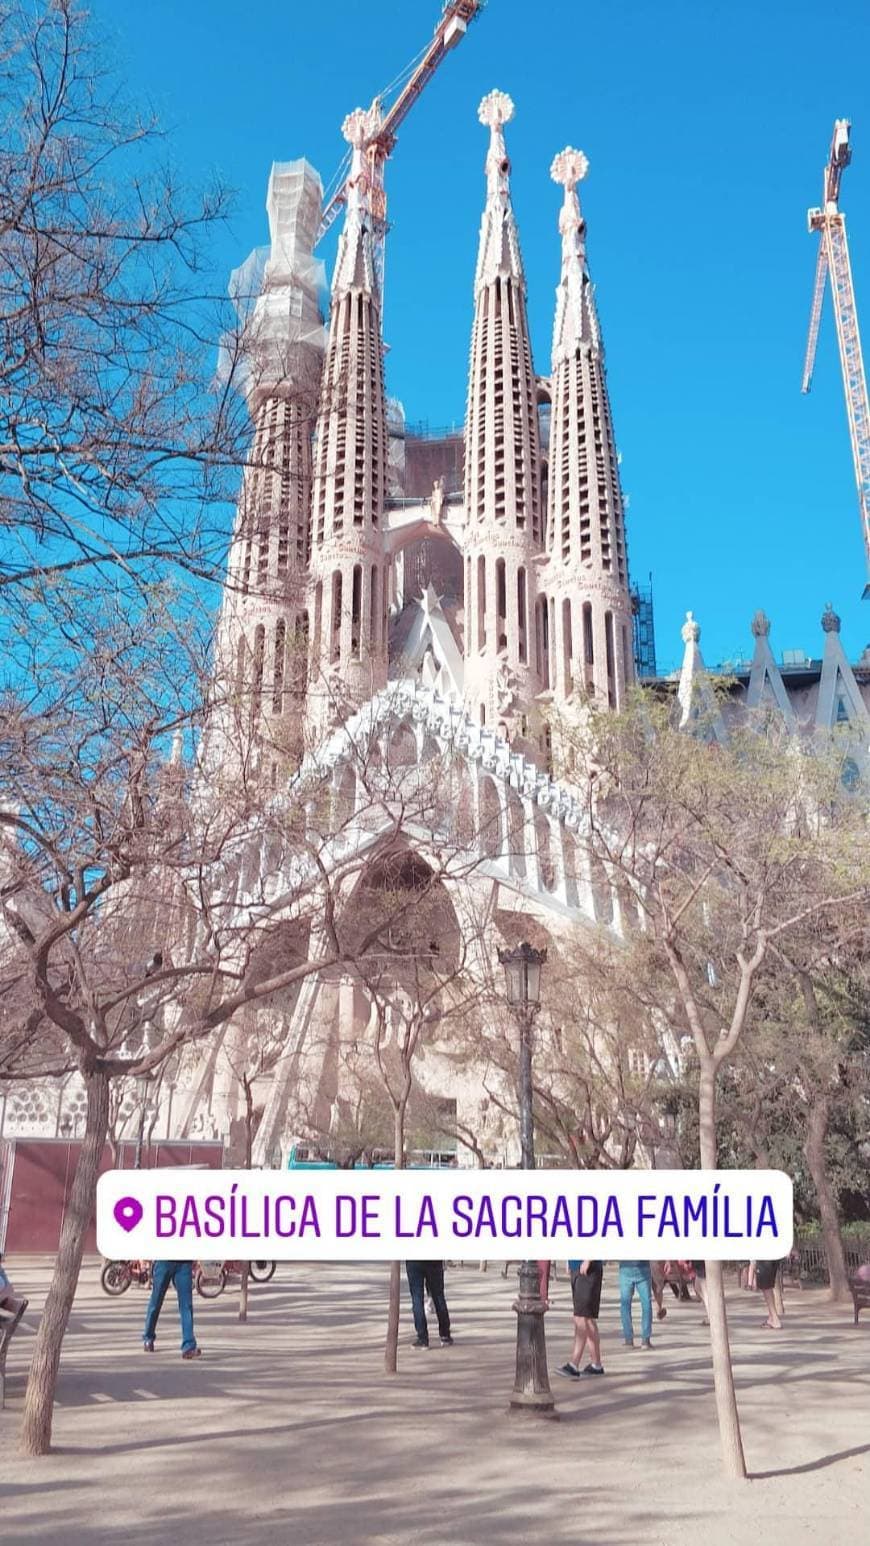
[2,91,868,1166]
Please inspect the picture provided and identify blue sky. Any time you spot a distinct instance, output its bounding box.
[93,0,870,671]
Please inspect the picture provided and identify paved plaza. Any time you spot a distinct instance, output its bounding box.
[1,1258,867,1545]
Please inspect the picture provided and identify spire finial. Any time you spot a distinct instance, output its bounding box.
[341,106,375,150]
[550,146,589,193]
[479,90,514,200]
[340,105,379,218]
[549,144,597,361]
[821,601,841,633]
[551,147,589,239]
[478,88,514,132]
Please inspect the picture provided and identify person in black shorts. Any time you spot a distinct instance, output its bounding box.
[756,1259,783,1329]
[557,1260,604,1379]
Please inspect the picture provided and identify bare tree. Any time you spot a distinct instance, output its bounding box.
[469,938,668,1171]
[551,694,870,1479]
[0,0,263,608]
[216,1011,290,1321]
[719,923,870,1299]
[340,849,487,1373]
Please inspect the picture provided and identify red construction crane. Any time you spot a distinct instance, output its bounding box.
[316,1,482,287]
[802,119,870,596]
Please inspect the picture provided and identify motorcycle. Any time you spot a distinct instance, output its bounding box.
[100,1259,152,1296]
[100,1257,277,1299]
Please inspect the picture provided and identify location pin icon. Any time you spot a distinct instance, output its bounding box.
[114,1196,144,1233]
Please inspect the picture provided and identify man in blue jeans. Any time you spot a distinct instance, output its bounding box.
[142,1261,201,1359]
[619,1260,654,1348]
[406,1260,453,1348]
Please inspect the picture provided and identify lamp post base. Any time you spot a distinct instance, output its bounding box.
[509,1260,558,1419]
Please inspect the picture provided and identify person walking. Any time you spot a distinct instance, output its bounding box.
[756,1259,784,1329]
[651,1261,668,1320]
[406,1260,453,1348]
[142,1260,201,1358]
[619,1260,655,1347]
[691,1260,709,1323]
[557,1259,604,1379]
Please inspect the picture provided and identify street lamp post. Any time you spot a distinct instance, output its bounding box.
[497,941,557,1419]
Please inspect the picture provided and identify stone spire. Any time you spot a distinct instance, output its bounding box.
[677,613,726,741]
[816,600,869,730]
[746,611,796,726]
[307,107,389,736]
[463,91,543,740]
[541,148,632,711]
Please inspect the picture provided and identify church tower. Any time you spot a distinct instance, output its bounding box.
[306,108,390,737]
[207,160,325,777]
[542,148,632,710]
[462,91,543,739]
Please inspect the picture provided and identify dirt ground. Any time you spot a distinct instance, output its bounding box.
[1,1257,867,1545]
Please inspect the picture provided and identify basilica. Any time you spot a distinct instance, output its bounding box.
[2,89,868,1166]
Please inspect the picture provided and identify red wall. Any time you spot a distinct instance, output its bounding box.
[0,1139,224,1254]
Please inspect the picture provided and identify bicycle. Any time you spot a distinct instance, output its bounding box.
[193,1260,277,1298]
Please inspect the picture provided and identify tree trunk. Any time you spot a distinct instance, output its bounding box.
[384,1104,406,1375]
[21,1066,110,1456]
[698,1061,747,1481]
[804,1095,850,1301]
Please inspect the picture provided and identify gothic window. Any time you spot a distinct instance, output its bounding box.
[334,763,357,826]
[496,558,507,649]
[562,831,579,907]
[548,596,557,690]
[387,724,417,770]
[479,777,504,860]
[590,855,614,924]
[534,810,556,892]
[506,787,528,878]
[604,610,616,708]
[517,567,528,664]
[253,624,265,707]
[292,612,309,697]
[477,554,486,651]
[312,581,323,666]
[370,566,379,647]
[582,603,594,689]
[351,564,362,659]
[272,619,286,714]
[331,571,342,663]
[257,523,269,589]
